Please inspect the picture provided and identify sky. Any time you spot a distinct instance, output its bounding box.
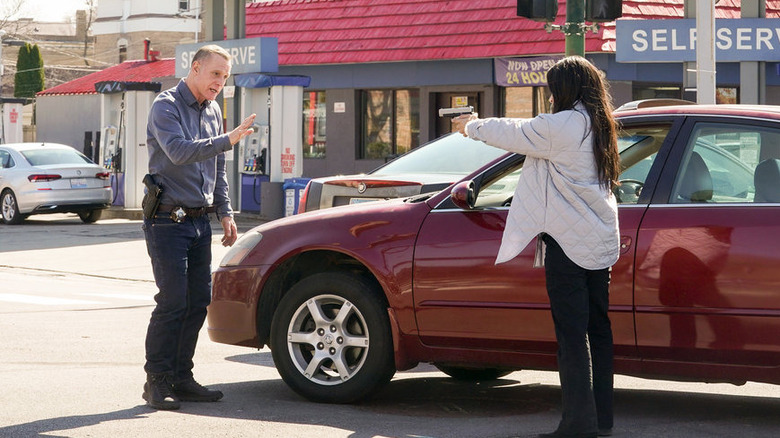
[12,0,90,23]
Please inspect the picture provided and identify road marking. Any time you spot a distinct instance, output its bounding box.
[76,293,154,301]
[0,294,102,305]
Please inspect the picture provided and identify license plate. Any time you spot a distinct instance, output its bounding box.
[70,178,87,188]
[349,198,383,205]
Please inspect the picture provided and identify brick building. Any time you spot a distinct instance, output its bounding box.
[239,0,780,178]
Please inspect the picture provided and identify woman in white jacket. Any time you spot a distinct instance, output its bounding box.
[454,56,621,438]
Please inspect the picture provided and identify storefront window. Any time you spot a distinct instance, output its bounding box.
[361,89,419,159]
[303,91,326,158]
[503,86,551,117]
[633,84,739,104]
[716,87,738,104]
[633,85,682,100]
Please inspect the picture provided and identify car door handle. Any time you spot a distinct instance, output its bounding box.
[620,236,632,254]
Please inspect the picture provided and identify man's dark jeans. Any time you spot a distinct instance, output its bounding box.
[543,234,614,434]
[143,214,212,383]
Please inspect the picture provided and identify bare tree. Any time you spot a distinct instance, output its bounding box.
[82,0,97,66]
[0,0,25,33]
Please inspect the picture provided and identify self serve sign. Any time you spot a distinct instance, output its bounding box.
[616,19,780,63]
[175,38,278,77]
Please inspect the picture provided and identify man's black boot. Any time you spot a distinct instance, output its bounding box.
[172,378,224,402]
[142,374,181,410]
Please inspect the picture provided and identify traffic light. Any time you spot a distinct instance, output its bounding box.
[585,0,623,23]
[517,0,558,23]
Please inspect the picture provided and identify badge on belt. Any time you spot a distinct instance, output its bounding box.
[170,207,187,223]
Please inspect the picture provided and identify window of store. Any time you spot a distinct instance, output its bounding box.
[716,88,738,104]
[633,85,682,100]
[361,89,419,159]
[633,84,739,104]
[303,91,326,158]
[502,86,551,117]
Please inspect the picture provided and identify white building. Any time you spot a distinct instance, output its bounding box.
[92,0,202,64]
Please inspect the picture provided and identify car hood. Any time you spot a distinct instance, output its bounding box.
[236,195,433,268]
[314,172,466,186]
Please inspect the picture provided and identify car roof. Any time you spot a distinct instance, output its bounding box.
[615,104,780,121]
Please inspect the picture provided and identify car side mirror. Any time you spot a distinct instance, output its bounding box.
[450,180,476,210]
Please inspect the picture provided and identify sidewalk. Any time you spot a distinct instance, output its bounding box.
[0,210,273,283]
[102,206,272,231]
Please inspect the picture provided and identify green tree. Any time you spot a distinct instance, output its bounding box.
[14,43,45,99]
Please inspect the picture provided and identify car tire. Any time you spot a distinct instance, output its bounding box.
[1,189,24,225]
[78,209,103,223]
[434,364,512,381]
[270,272,395,403]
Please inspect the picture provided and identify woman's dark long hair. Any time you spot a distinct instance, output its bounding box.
[547,56,620,191]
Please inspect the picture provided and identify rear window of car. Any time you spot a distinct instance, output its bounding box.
[21,148,93,166]
[374,133,506,175]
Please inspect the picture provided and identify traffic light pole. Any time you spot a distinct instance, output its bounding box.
[564,0,586,57]
[520,0,619,57]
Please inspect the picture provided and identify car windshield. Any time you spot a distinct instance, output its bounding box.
[21,148,93,166]
[372,133,507,175]
[617,135,652,153]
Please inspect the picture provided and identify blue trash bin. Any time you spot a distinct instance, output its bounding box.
[283,177,311,216]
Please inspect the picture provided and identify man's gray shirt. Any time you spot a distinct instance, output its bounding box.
[147,79,234,219]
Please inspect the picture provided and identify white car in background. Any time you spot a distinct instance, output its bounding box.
[298,133,507,213]
[0,143,112,225]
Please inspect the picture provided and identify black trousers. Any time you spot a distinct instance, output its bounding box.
[143,214,213,382]
[543,234,614,434]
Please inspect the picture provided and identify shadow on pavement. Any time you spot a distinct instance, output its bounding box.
[2,375,779,438]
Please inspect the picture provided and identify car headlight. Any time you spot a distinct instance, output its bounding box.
[220,230,263,267]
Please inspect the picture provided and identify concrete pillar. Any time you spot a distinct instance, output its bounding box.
[740,0,766,104]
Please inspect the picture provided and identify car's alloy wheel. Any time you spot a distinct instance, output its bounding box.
[1,189,24,225]
[270,273,395,403]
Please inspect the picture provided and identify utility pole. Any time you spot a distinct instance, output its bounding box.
[695,0,716,104]
[564,0,586,56]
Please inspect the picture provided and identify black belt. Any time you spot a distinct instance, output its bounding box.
[157,204,216,218]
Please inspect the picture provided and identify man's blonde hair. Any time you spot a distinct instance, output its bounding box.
[191,45,231,66]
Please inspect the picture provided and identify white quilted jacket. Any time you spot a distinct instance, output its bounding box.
[465,105,619,270]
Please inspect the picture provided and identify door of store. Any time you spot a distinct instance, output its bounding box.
[434,93,480,138]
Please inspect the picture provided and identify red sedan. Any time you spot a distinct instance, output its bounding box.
[208,104,780,403]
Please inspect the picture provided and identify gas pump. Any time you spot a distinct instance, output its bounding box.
[238,123,269,212]
[101,124,121,172]
[0,98,26,144]
[240,124,269,175]
[96,80,160,209]
[234,74,309,218]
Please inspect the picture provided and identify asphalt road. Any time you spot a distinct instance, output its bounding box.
[0,213,778,438]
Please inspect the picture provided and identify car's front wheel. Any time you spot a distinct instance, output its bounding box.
[1,189,24,225]
[270,272,395,403]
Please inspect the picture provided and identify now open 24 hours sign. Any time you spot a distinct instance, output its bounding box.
[616,19,780,63]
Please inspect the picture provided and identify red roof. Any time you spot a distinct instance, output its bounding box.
[38,58,175,96]
[40,1,780,95]
[245,0,780,65]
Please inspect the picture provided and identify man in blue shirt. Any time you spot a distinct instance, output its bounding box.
[142,44,256,410]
